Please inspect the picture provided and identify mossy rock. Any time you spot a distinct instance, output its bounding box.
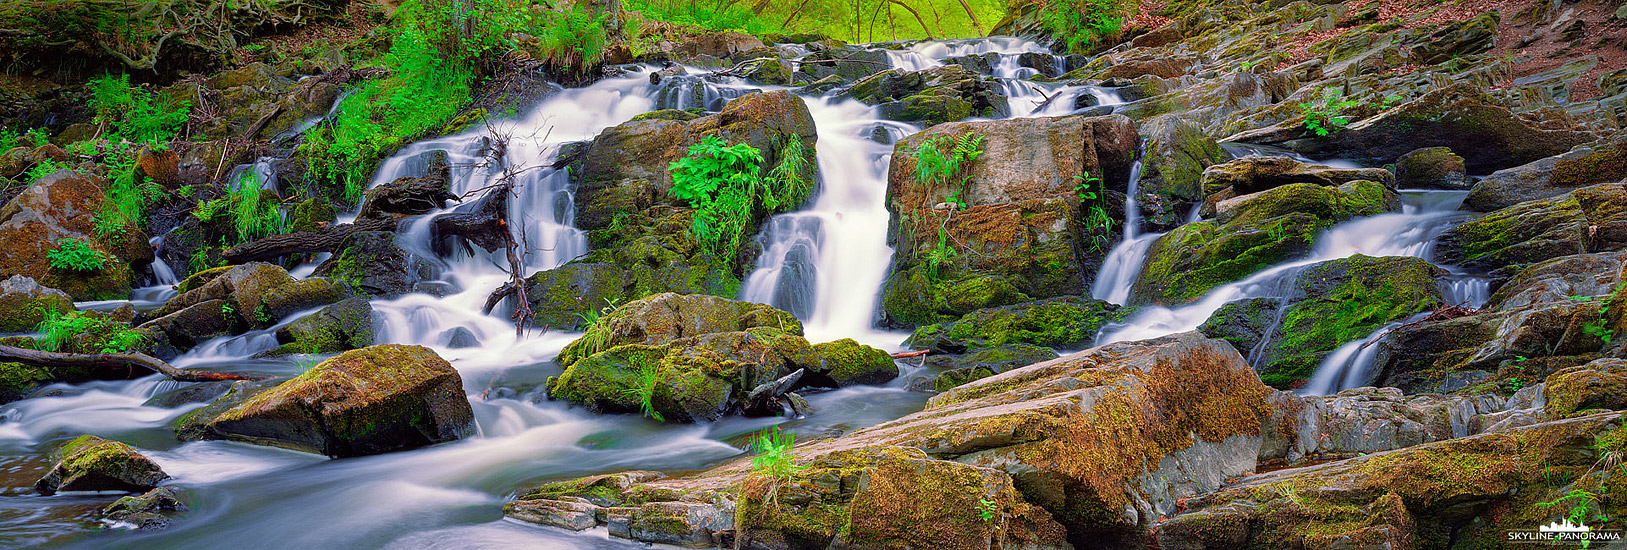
[101,486,188,530]
[927,343,1059,391]
[907,295,1127,353]
[803,338,898,387]
[289,198,337,233]
[1435,184,1627,272]
[0,274,74,332]
[202,344,474,457]
[1198,297,1282,357]
[0,170,148,300]
[629,109,704,122]
[557,292,803,368]
[1254,255,1446,388]
[263,297,374,356]
[881,268,1032,327]
[139,262,352,329]
[521,262,628,331]
[313,231,418,298]
[1543,358,1627,419]
[34,435,169,495]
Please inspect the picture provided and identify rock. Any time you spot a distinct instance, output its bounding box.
[1409,11,1498,64]
[1370,298,1604,394]
[34,435,169,495]
[288,198,336,233]
[742,58,792,85]
[1483,251,1625,311]
[356,152,455,222]
[1251,255,1446,387]
[1462,134,1627,212]
[0,275,74,332]
[524,331,1270,549]
[804,338,897,387]
[0,144,70,180]
[926,343,1059,391]
[505,498,600,531]
[1199,156,1395,214]
[520,262,627,330]
[1436,184,1627,272]
[1157,412,1626,550]
[102,487,188,530]
[556,292,803,367]
[201,344,474,457]
[0,170,150,300]
[442,327,479,348]
[1135,114,1225,231]
[1263,85,1595,173]
[173,379,282,441]
[313,231,419,298]
[136,299,243,353]
[797,46,892,81]
[1394,147,1467,190]
[137,263,351,329]
[1543,358,1627,419]
[1259,387,1503,463]
[1199,297,1282,357]
[264,297,375,356]
[670,32,765,63]
[845,65,1010,125]
[1134,181,1398,305]
[907,295,1127,353]
[882,114,1137,325]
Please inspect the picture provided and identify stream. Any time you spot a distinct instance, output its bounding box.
[2,37,1491,548]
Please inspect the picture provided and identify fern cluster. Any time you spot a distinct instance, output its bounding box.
[1038,0,1130,54]
[88,74,190,145]
[749,427,803,480]
[667,134,813,259]
[538,5,609,79]
[912,132,984,207]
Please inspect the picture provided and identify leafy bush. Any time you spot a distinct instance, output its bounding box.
[88,74,189,145]
[1038,0,1129,54]
[668,134,765,257]
[1300,88,1401,137]
[538,5,609,80]
[36,308,144,353]
[229,170,285,243]
[46,238,110,272]
[0,127,47,151]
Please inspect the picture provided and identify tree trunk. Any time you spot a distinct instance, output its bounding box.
[0,345,268,382]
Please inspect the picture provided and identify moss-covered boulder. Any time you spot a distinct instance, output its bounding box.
[1463,134,1627,212]
[1482,251,1625,311]
[1436,183,1627,272]
[136,299,243,355]
[101,486,188,530]
[519,262,628,331]
[0,170,151,300]
[844,65,1010,125]
[1543,359,1627,419]
[549,328,895,422]
[907,295,1127,353]
[0,274,73,332]
[1369,297,1605,395]
[313,231,420,298]
[262,297,374,356]
[137,262,351,330]
[200,344,474,457]
[557,293,802,367]
[1156,412,1627,550]
[1198,297,1281,358]
[1199,156,1394,215]
[1133,181,1398,305]
[34,435,169,495]
[521,331,1271,549]
[1251,255,1446,388]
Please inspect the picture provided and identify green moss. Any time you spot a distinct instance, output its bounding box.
[808,339,897,386]
[910,296,1126,353]
[1542,361,1627,419]
[629,108,705,122]
[289,198,336,233]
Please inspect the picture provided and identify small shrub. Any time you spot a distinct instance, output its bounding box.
[668,134,765,257]
[46,238,110,272]
[538,5,608,79]
[36,308,144,353]
[87,74,189,145]
[1039,0,1130,54]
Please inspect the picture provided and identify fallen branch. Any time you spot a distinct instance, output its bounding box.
[223,217,396,264]
[890,350,929,359]
[0,345,270,382]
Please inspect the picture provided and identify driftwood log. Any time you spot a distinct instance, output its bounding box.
[0,345,269,382]
[222,217,397,264]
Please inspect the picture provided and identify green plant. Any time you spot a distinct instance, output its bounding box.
[228,171,284,244]
[35,308,144,354]
[221,302,236,317]
[913,132,984,195]
[757,134,814,213]
[924,227,958,280]
[88,74,190,145]
[1038,0,1129,53]
[1536,488,1608,529]
[617,360,664,422]
[1073,172,1112,252]
[976,498,999,522]
[256,304,273,324]
[538,5,608,79]
[1582,298,1614,345]
[1301,87,1361,137]
[574,297,621,329]
[668,134,764,257]
[46,238,110,272]
[0,127,47,151]
[749,427,803,480]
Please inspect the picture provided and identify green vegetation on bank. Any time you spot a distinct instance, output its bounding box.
[627,0,1006,41]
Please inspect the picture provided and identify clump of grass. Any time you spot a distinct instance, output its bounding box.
[617,360,664,422]
[36,308,144,354]
[748,426,803,480]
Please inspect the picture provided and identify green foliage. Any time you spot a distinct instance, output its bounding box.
[913,132,984,193]
[924,227,957,280]
[1581,292,1615,345]
[627,0,783,34]
[1073,172,1112,253]
[574,298,621,330]
[757,134,814,213]
[228,170,284,243]
[748,426,803,480]
[667,134,766,257]
[93,143,164,236]
[1536,489,1608,531]
[1300,88,1402,137]
[46,238,109,272]
[23,158,65,183]
[221,302,236,317]
[87,74,189,145]
[617,359,665,422]
[538,5,609,78]
[976,498,999,522]
[1039,0,1128,53]
[0,127,47,151]
[35,308,144,354]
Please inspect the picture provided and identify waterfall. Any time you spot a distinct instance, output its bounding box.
[740,99,905,344]
[1299,320,1402,396]
[1091,144,1154,305]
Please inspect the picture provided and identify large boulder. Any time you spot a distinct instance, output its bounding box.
[1543,358,1627,419]
[906,295,1127,353]
[1394,147,1468,190]
[35,435,169,495]
[0,275,74,332]
[1259,388,1504,464]
[1133,181,1398,305]
[1134,114,1225,232]
[1462,134,1627,212]
[843,65,1010,125]
[556,292,803,367]
[1435,183,1627,272]
[525,332,1274,549]
[199,344,474,457]
[0,170,151,300]
[1156,412,1627,550]
[1199,155,1394,215]
[313,231,420,298]
[882,114,1138,325]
